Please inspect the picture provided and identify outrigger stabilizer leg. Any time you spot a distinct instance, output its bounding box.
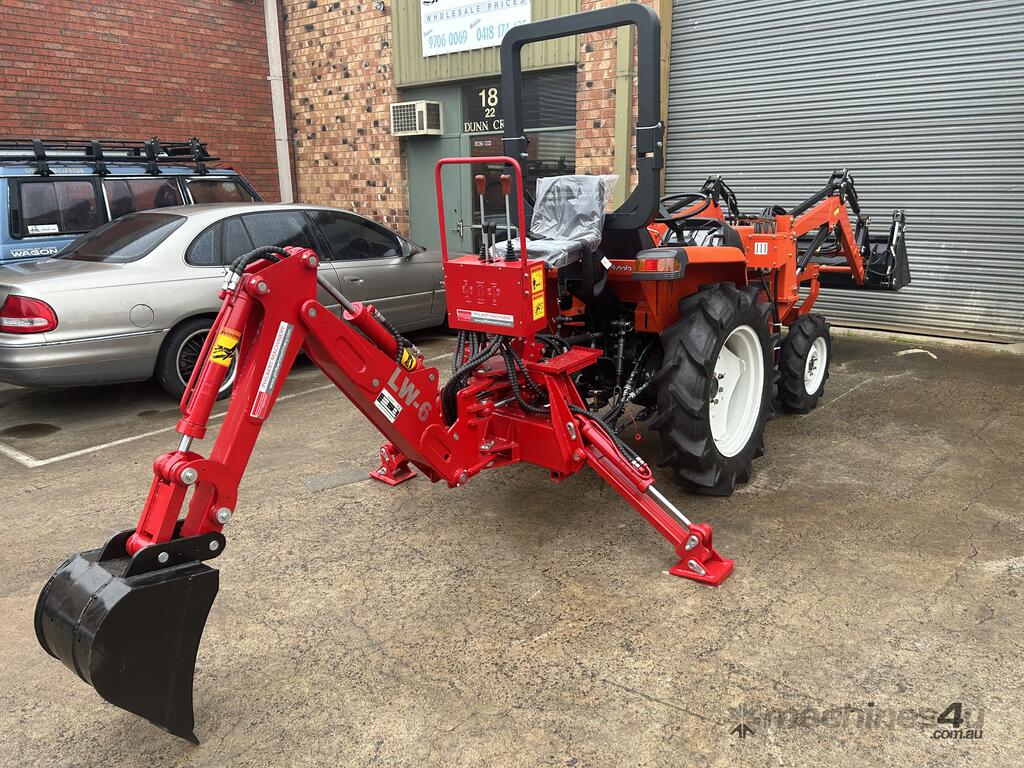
[35,245,731,742]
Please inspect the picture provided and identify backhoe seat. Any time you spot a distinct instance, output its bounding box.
[494,175,613,269]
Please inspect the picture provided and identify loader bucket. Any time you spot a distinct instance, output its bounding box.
[34,530,221,743]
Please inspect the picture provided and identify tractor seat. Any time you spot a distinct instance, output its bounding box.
[491,174,615,268]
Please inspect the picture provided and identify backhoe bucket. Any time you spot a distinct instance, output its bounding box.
[34,530,221,743]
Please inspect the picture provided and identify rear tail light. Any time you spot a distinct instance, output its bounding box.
[636,256,681,273]
[0,296,58,333]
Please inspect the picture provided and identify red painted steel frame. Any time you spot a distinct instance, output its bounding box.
[435,156,529,263]
[125,247,732,586]
[649,194,868,327]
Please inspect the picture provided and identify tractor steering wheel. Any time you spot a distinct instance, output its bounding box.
[654,192,711,224]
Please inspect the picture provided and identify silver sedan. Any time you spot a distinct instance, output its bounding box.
[0,204,446,397]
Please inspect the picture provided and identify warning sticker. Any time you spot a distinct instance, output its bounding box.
[530,267,544,293]
[532,293,545,321]
[399,347,417,371]
[209,328,241,368]
[754,241,769,256]
[374,387,402,423]
[250,321,293,420]
[456,309,515,328]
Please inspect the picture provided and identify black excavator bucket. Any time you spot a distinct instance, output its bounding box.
[34,528,223,743]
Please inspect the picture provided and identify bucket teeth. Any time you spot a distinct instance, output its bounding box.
[35,541,219,743]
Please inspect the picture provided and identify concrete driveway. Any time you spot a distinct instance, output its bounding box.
[0,330,1021,767]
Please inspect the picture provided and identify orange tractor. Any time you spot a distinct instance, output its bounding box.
[34,3,909,742]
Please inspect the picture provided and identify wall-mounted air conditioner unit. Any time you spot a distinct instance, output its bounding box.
[390,100,443,137]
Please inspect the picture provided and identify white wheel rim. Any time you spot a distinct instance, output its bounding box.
[803,336,828,394]
[709,324,764,458]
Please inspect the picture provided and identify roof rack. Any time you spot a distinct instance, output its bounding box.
[0,137,220,176]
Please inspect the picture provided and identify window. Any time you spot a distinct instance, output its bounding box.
[104,179,183,219]
[462,68,577,251]
[188,179,257,204]
[57,213,184,264]
[241,211,317,252]
[222,217,254,264]
[17,180,100,236]
[185,217,257,267]
[309,210,401,261]
[186,226,219,267]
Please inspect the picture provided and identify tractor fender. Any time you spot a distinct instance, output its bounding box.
[682,245,748,287]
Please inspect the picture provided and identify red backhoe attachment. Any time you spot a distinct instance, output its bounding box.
[35,157,731,741]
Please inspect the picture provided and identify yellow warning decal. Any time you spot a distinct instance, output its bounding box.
[209,328,241,367]
[399,347,418,371]
[531,267,544,294]
[532,293,545,321]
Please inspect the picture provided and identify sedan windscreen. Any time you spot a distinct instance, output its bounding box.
[58,213,186,263]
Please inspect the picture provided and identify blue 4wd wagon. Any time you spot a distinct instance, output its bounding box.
[0,138,261,263]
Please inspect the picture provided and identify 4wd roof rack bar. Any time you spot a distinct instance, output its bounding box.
[31,140,51,176]
[143,138,161,175]
[0,138,221,176]
[88,140,108,176]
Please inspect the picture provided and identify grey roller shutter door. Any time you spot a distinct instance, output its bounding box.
[666,0,1024,341]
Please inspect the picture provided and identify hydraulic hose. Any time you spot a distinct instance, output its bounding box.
[441,333,502,425]
[501,342,644,466]
[229,245,288,277]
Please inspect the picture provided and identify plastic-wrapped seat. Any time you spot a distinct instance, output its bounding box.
[492,174,616,268]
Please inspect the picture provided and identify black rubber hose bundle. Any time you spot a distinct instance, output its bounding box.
[441,334,502,425]
[500,341,643,465]
[229,245,289,276]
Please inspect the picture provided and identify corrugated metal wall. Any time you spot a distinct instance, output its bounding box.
[392,0,579,88]
[666,0,1024,341]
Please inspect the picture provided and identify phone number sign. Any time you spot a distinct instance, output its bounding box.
[421,0,531,57]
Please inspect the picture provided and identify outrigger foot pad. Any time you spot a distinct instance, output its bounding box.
[668,522,734,586]
[370,441,418,486]
[35,529,222,743]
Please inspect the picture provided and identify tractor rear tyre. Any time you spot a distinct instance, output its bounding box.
[651,283,775,496]
[778,313,831,413]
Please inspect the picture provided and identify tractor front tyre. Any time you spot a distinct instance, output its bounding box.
[652,283,775,496]
[778,313,831,413]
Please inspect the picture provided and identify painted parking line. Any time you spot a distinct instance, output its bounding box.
[0,352,453,469]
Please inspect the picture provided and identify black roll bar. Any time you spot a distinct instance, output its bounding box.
[500,3,663,230]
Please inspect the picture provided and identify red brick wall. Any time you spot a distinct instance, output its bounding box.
[280,0,656,229]
[282,0,408,234]
[0,0,279,200]
[576,0,654,191]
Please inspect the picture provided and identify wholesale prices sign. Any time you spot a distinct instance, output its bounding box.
[421,0,531,57]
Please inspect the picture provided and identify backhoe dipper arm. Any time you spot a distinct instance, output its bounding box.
[128,246,452,554]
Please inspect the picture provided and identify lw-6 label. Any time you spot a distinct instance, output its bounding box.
[380,366,433,422]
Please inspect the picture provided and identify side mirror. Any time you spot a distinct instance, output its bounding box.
[400,238,424,258]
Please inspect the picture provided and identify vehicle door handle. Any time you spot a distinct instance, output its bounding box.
[344,276,364,285]
[454,219,464,238]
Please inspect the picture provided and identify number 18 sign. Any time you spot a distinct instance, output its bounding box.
[420,0,532,57]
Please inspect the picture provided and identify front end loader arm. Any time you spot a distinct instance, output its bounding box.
[790,170,910,291]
